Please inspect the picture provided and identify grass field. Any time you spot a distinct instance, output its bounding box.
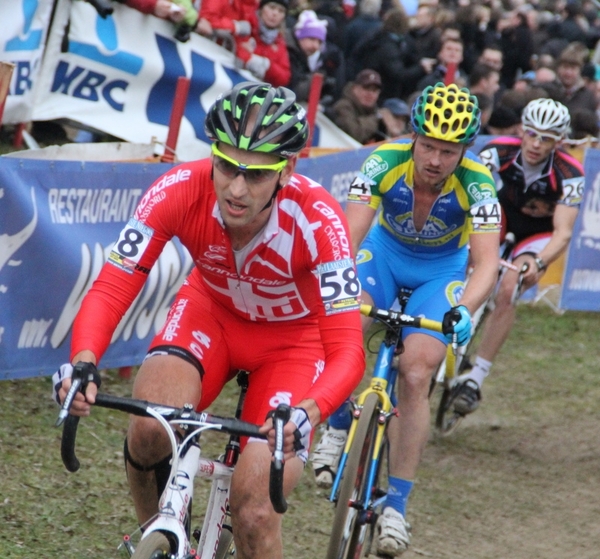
[1,304,600,558]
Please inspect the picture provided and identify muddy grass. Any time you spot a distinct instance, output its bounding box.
[1,305,599,558]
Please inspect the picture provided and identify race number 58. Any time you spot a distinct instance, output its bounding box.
[320,267,360,301]
[317,258,360,314]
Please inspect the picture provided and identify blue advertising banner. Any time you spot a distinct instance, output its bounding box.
[4,139,593,380]
[0,147,374,380]
[0,157,180,379]
[560,148,600,311]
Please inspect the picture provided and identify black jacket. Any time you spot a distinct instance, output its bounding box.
[346,29,426,101]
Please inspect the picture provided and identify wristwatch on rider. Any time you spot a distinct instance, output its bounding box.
[534,254,547,272]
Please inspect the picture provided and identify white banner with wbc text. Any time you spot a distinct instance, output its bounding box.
[27,0,359,161]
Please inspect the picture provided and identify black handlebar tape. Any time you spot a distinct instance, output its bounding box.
[269,404,291,514]
[61,414,81,472]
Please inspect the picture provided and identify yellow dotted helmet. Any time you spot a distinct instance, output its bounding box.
[411,83,481,144]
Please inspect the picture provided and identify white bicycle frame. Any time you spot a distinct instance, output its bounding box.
[131,409,236,559]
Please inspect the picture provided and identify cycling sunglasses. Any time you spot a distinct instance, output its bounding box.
[522,126,562,144]
[211,143,287,185]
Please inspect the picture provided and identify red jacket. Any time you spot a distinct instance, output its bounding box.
[235,11,291,87]
[200,0,257,33]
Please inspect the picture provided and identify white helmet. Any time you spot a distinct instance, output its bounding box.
[521,98,570,137]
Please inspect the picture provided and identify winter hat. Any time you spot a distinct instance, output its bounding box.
[259,0,289,10]
[294,10,328,42]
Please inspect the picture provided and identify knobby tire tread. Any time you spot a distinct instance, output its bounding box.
[326,392,380,559]
[131,531,171,559]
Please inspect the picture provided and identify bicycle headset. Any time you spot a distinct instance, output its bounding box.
[521,98,571,137]
[410,82,481,144]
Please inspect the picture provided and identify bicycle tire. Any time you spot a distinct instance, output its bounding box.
[326,392,381,559]
[215,525,235,558]
[435,386,464,435]
[434,303,491,435]
[131,532,171,559]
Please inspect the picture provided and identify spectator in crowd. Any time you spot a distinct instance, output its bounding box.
[497,8,534,89]
[312,0,354,48]
[346,7,434,100]
[535,66,559,84]
[126,0,192,23]
[453,2,493,73]
[499,87,549,119]
[474,92,494,131]
[287,9,345,104]
[410,4,442,61]
[343,0,383,59]
[198,0,255,42]
[478,45,503,74]
[235,0,292,87]
[126,0,199,41]
[526,8,556,56]
[556,41,598,115]
[468,62,501,101]
[547,0,590,45]
[513,70,538,92]
[417,37,466,90]
[569,108,599,142]
[483,104,522,136]
[377,97,411,139]
[330,68,382,143]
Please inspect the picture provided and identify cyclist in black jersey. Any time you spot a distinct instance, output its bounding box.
[453,98,584,414]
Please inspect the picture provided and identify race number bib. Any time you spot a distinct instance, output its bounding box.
[561,177,584,206]
[470,202,502,231]
[347,173,374,204]
[478,147,500,173]
[316,258,360,315]
[108,218,154,274]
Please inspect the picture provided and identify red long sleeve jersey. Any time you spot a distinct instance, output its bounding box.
[71,159,365,417]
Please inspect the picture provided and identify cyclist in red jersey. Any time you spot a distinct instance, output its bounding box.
[453,98,584,414]
[53,82,365,559]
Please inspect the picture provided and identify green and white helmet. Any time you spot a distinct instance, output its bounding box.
[205,81,309,158]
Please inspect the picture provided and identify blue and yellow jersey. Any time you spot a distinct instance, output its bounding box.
[348,138,501,254]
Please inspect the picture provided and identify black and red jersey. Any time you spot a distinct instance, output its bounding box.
[479,137,584,242]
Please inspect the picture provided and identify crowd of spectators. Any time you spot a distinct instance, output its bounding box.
[167,0,600,145]
[19,0,600,147]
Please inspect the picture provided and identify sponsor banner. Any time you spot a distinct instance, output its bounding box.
[4,140,595,380]
[0,0,55,123]
[0,145,371,379]
[560,148,600,311]
[30,0,359,162]
[0,157,186,379]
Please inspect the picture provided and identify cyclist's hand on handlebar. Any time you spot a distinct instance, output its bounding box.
[442,305,472,346]
[52,362,100,416]
[262,406,313,461]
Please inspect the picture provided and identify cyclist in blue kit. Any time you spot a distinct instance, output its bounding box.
[311,83,502,556]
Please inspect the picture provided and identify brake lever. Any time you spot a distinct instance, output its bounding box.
[56,377,83,427]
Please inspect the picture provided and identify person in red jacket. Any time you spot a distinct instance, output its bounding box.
[235,0,292,87]
[198,0,256,40]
